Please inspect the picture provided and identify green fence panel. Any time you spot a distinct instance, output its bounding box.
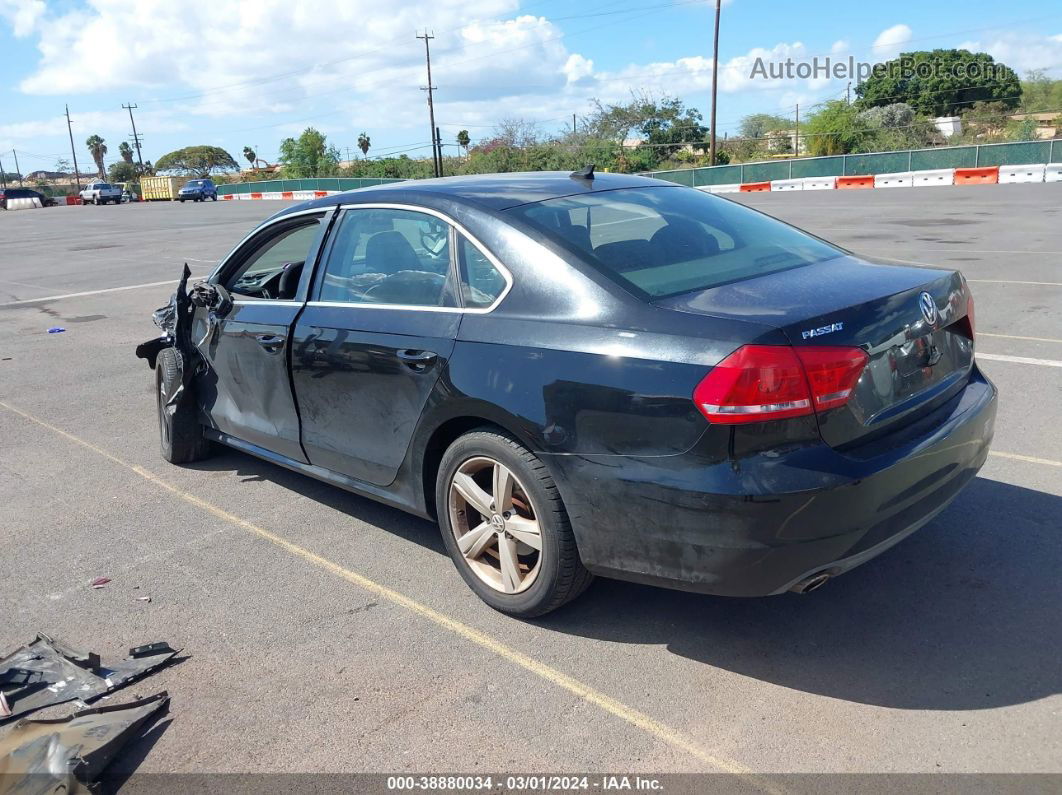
[790,156,844,178]
[975,141,1053,166]
[740,161,790,183]
[1051,140,1061,163]
[910,147,977,171]
[649,169,695,186]
[843,151,910,175]
[692,165,742,186]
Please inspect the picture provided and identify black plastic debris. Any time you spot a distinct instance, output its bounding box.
[0,634,177,722]
[0,691,169,791]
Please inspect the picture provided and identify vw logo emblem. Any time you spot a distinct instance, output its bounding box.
[918,292,938,325]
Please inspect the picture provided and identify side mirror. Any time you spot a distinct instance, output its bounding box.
[189,282,233,317]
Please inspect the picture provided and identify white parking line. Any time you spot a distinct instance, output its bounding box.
[0,277,207,307]
[979,332,1062,344]
[977,353,1062,368]
[989,451,1062,468]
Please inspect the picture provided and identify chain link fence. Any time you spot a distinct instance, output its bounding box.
[217,177,403,196]
[645,140,1061,186]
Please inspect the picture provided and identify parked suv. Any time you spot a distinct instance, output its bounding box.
[178,179,218,202]
[80,181,122,205]
[0,188,57,209]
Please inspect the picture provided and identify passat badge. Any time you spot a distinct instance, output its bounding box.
[802,322,843,340]
[919,292,938,325]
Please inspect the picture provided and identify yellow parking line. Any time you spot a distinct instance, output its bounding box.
[989,451,1062,468]
[0,399,774,787]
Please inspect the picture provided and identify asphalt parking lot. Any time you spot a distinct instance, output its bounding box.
[1,186,1059,781]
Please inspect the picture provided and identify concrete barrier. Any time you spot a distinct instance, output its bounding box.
[912,169,954,187]
[5,197,42,210]
[954,166,999,185]
[802,177,836,190]
[740,181,772,192]
[222,194,235,200]
[875,172,914,188]
[700,183,741,194]
[837,175,874,190]
[999,164,1046,184]
[770,178,803,191]
[1043,163,1062,183]
[293,190,318,200]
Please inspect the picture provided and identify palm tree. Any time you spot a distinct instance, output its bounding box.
[243,146,256,167]
[118,142,134,164]
[457,129,471,157]
[85,135,107,178]
[357,132,370,158]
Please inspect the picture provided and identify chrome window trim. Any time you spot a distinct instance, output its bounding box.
[207,206,333,283]
[232,299,303,307]
[321,202,513,314]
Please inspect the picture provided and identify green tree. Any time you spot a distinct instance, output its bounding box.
[456,129,471,155]
[1020,70,1062,112]
[856,49,1021,117]
[738,113,793,139]
[155,146,239,177]
[278,127,340,177]
[85,135,107,178]
[803,100,870,156]
[107,160,138,183]
[118,141,134,164]
[242,146,256,167]
[357,132,371,158]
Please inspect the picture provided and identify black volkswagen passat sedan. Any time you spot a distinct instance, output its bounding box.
[137,170,996,617]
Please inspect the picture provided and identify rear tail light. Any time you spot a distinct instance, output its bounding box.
[694,344,869,425]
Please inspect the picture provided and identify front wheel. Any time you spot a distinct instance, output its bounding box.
[436,429,592,617]
[156,347,211,464]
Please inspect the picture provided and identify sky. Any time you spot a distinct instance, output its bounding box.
[1,0,1061,175]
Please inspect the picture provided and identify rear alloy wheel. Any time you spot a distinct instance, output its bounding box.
[437,430,592,617]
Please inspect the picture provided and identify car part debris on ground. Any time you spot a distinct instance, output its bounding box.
[89,577,110,589]
[0,634,177,721]
[46,327,65,334]
[0,691,169,793]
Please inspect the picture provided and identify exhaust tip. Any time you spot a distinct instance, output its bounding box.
[792,572,831,594]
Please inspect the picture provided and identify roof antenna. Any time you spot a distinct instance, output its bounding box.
[570,163,595,181]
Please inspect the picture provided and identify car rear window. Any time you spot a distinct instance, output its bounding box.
[505,186,843,298]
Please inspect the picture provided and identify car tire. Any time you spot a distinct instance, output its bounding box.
[179,199,185,203]
[211,194,218,201]
[436,428,592,617]
[155,347,211,464]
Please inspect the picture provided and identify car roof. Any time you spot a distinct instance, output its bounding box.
[271,171,682,217]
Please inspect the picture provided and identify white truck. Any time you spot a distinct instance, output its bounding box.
[79,181,123,205]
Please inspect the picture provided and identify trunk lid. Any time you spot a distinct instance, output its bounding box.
[655,255,975,448]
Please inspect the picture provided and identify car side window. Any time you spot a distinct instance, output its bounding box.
[224,216,323,300]
[457,234,507,309]
[316,208,457,308]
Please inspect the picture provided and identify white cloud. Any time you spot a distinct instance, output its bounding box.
[871,24,913,61]
[0,0,45,37]
[957,32,1062,75]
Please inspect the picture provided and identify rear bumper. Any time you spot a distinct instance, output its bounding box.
[547,367,997,597]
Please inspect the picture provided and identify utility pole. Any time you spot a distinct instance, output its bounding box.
[122,103,145,172]
[65,104,82,192]
[572,113,577,134]
[436,126,444,177]
[794,103,800,156]
[846,82,852,105]
[708,0,722,166]
[0,154,6,189]
[417,31,441,178]
[12,150,23,186]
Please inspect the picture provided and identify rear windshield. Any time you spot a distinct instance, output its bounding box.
[505,186,843,298]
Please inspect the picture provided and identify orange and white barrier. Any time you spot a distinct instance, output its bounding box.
[1045,164,1062,183]
[5,197,42,210]
[912,169,954,187]
[770,178,803,191]
[702,183,741,194]
[837,175,875,190]
[739,181,771,192]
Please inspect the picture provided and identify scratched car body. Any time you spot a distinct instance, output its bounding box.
[136,171,997,617]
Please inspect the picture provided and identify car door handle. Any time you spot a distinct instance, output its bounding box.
[396,349,438,371]
[255,333,286,353]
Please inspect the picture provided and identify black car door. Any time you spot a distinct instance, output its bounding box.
[193,209,332,462]
[290,206,465,486]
